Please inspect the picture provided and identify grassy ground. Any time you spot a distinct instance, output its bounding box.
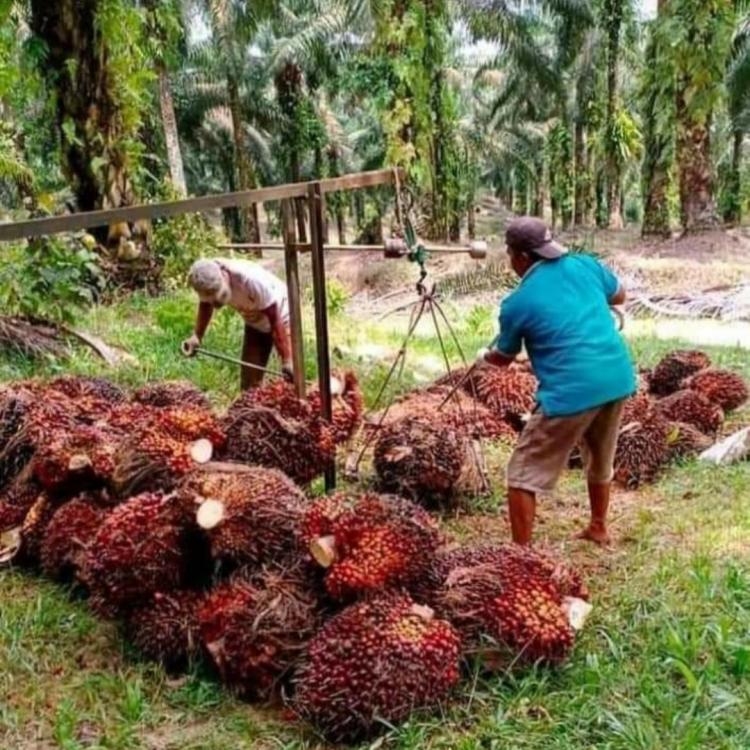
[1,292,749,750]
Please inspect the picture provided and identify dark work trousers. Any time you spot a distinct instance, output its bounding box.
[240,325,273,390]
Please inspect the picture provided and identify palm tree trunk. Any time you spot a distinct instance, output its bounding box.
[641,0,672,238]
[228,77,260,243]
[157,61,187,197]
[604,0,624,230]
[574,122,587,226]
[723,130,743,225]
[676,95,720,232]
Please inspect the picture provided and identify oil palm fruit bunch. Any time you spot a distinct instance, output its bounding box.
[80,492,197,617]
[664,422,713,462]
[621,387,654,425]
[293,591,461,743]
[648,350,711,396]
[111,408,222,497]
[379,386,517,441]
[132,381,211,410]
[185,466,306,566]
[40,496,109,582]
[308,371,364,444]
[32,425,118,493]
[654,389,724,436]
[373,417,466,504]
[47,375,126,404]
[125,590,204,669]
[0,477,53,565]
[222,383,335,485]
[462,363,538,430]
[301,492,442,600]
[426,545,585,665]
[198,565,321,700]
[613,415,671,488]
[0,384,36,489]
[682,368,748,412]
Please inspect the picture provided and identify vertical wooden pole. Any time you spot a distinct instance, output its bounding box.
[308,181,335,491]
[281,199,306,398]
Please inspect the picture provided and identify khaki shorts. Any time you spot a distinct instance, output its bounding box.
[506,400,625,494]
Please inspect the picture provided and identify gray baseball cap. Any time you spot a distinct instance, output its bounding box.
[505,217,567,259]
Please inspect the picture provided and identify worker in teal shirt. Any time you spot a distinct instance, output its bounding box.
[478,216,636,546]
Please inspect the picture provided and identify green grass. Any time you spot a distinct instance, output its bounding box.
[1,294,750,749]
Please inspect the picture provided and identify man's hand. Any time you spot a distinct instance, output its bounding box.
[181,334,201,357]
[477,346,515,368]
[281,360,294,383]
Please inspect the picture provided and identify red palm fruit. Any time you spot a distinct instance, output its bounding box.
[80,492,195,617]
[613,415,671,488]
[15,492,58,565]
[0,385,36,489]
[185,466,306,566]
[301,492,442,600]
[422,544,588,608]
[462,364,537,429]
[0,477,48,565]
[47,375,126,403]
[664,421,713,462]
[373,385,517,441]
[125,590,204,668]
[32,425,118,492]
[682,368,749,412]
[154,407,225,448]
[487,578,574,664]
[0,475,44,532]
[373,417,466,504]
[649,350,711,396]
[621,388,654,425]
[104,402,154,432]
[654,389,724,436]
[198,566,321,700]
[426,545,586,662]
[111,421,216,498]
[293,591,461,743]
[132,381,211,410]
[222,388,336,485]
[308,371,364,444]
[40,498,108,582]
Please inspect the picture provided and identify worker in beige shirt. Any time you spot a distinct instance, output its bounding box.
[182,258,293,389]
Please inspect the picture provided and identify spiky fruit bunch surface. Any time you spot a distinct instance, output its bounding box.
[222,383,336,484]
[373,417,465,503]
[665,422,713,462]
[81,492,193,616]
[682,368,749,412]
[372,386,517,441]
[111,411,220,497]
[462,364,537,428]
[655,389,724,436]
[621,389,654,426]
[104,402,154,432]
[308,371,364,444]
[132,381,211,410]
[125,590,204,668]
[184,466,306,566]
[649,350,711,396]
[47,375,126,404]
[198,566,321,699]
[40,498,108,581]
[426,545,584,665]
[613,416,670,488]
[301,492,442,600]
[0,476,44,532]
[32,425,118,492]
[293,591,461,743]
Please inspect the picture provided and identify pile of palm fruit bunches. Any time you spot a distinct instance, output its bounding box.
[0,349,746,742]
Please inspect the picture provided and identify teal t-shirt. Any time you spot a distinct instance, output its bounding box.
[495,254,636,417]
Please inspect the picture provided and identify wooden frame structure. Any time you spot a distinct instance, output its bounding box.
[0,168,406,490]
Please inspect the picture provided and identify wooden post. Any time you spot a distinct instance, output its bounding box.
[281,199,306,398]
[308,181,335,491]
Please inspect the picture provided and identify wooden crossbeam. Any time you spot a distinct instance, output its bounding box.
[0,168,403,243]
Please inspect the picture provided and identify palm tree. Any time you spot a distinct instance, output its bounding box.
[640,0,674,238]
[723,7,750,224]
[669,0,734,232]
